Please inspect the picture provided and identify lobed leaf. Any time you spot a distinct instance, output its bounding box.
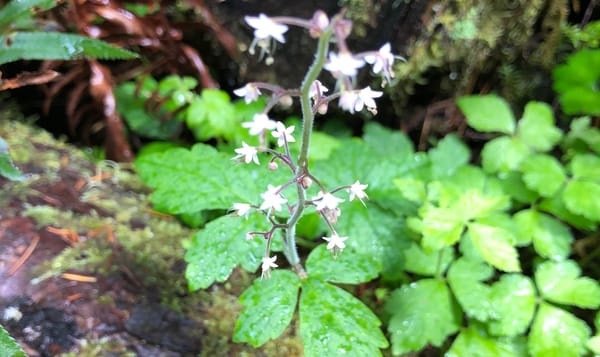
[186,89,238,141]
[481,137,529,174]
[519,154,566,197]
[487,274,536,337]
[403,242,454,276]
[517,102,562,152]
[306,245,380,285]
[447,257,494,321]
[535,260,600,308]
[552,49,600,115]
[562,180,600,222]
[513,209,572,260]
[457,95,516,134]
[447,325,526,357]
[570,153,600,181]
[428,134,470,179]
[468,222,520,272]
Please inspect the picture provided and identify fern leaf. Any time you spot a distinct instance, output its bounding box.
[0,32,138,65]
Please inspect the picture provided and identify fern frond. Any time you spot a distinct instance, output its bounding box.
[0,0,57,32]
[0,32,138,65]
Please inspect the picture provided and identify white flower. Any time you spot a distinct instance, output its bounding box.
[309,80,329,101]
[261,255,278,278]
[348,180,369,205]
[245,14,288,43]
[233,84,261,104]
[323,234,348,255]
[339,91,359,113]
[245,232,255,241]
[232,203,252,218]
[324,52,365,78]
[364,43,397,83]
[355,86,383,114]
[312,191,344,211]
[242,113,277,136]
[260,184,288,212]
[271,121,296,147]
[233,142,259,164]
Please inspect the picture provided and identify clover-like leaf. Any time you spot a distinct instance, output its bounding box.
[487,274,536,336]
[481,136,530,174]
[570,153,600,181]
[185,215,266,290]
[233,270,301,347]
[457,95,516,134]
[403,242,454,276]
[447,325,525,357]
[300,278,388,356]
[513,209,572,260]
[535,260,600,308]
[186,89,238,141]
[385,279,461,355]
[428,134,470,179]
[528,303,591,357]
[517,101,562,152]
[468,223,520,272]
[519,154,566,197]
[447,257,493,321]
[419,205,465,251]
[0,324,26,357]
[562,180,600,222]
[552,49,600,115]
[306,245,381,284]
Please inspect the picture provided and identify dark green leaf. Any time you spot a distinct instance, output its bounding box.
[362,122,414,159]
[0,0,56,31]
[306,245,380,284]
[535,260,600,308]
[457,95,516,134]
[553,49,600,115]
[513,209,572,260]
[0,324,26,357]
[447,325,525,357]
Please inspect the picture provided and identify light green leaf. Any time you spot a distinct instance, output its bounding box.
[552,49,600,115]
[528,303,591,357]
[0,324,26,357]
[535,260,600,308]
[185,215,266,290]
[497,171,539,204]
[517,101,562,152]
[186,89,237,141]
[570,153,600,181]
[563,117,600,155]
[562,180,600,221]
[233,270,300,347]
[519,154,566,197]
[447,325,525,357]
[588,336,600,354]
[393,177,426,203]
[513,209,572,259]
[447,257,494,321]
[306,245,381,284]
[403,242,454,276]
[300,278,388,357]
[428,134,470,178]
[0,137,24,181]
[309,131,341,161]
[539,195,597,231]
[456,189,511,221]
[363,122,414,159]
[457,95,516,134]
[482,137,530,173]
[385,279,461,355]
[468,223,520,272]
[487,274,536,336]
[420,205,464,251]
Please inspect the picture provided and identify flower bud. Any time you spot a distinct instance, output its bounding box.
[268,161,279,170]
[317,103,328,115]
[301,176,313,189]
[279,95,293,108]
[334,19,353,42]
[309,10,329,38]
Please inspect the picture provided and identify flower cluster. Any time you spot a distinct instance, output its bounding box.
[229,10,398,278]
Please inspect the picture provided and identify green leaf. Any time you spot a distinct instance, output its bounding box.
[447,325,525,357]
[588,336,600,354]
[528,303,591,357]
[0,0,56,31]
[513,209,572,260]
[419,205,464,250]
[481,137,530,173]
[186,89,237,141]
[457,95,516,134]
[570,153,600,181]
[487,274,536,336]
[468,222,520,272]
[403,242,454,276]
[553,49,600,115]
[0,137,24,181]
[233,270,301,347]
[519,154,566,197]
[300,278,388,356]
[563,117,600,155]
[562,180,600,221]
[535,260,600,308]
[306,245,380,284]
[309,131,342,161]
[497,171,539,204]
[428,134,470,178]
[539,195,597,231]
[184,215,266,290]
[0,32,137,65]
[385,279,461,355]
[362,122,414,159]
[393,177,427,203]
[447,257,494,321]
[0,324,26,357]
[517,101,562,152]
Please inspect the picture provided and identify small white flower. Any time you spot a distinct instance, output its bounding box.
[313,191,344,211]
[242,113,277,136]
[271,122,296,147]
[245,232,255,241]
[324,52,365,78]
[323,234,348,256]
[233,142,259,164]
[2,306,22,321]
[261,255,278,278]
[355,86,383,114]
[245,14,289,43]
[233,84,261,104]
[309,80,329,101]
[232,203,252,218]
[339,91,359,113]
[348,180,369,205]
[364,43,397,83]
[260,184,288,212]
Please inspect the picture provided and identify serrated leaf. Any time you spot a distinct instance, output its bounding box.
[535,260,600,308]
[363,122,414,159]
[517,102,562,152]
[385,279,461,355]
[513,209,572,259]
[447,325,525,357]
[497,171,539,204]
[428,134,470,178]
[0,0,57,30]
[0,32,137,65]
[447,257,494,321]
[570,153,600,181]
[456,189,511,221]
[233,270,301,347]
[468,223,520,272]
[306,245,380,284]
[482,137,530,173]
[403,242,454,276]
[457,95,516,134]
[539,195,597,231]
[519,154,566,197]
[419,205,464,251]
[562,180,600,221]
[184,215,266,290]
[528,303,591,357]
[186,89,238,141]
[563,117,600,155]
[487,274,536,336]
[300,278,388,356]
[393,177,426,203]
[0,324,26,357]
[552,49,600,115]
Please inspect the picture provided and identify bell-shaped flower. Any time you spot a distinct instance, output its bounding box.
[309,80,329,102]
[242,113,277,136]
[233,142,259,164]
[271,122,296,147]
[233,83,261,104]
